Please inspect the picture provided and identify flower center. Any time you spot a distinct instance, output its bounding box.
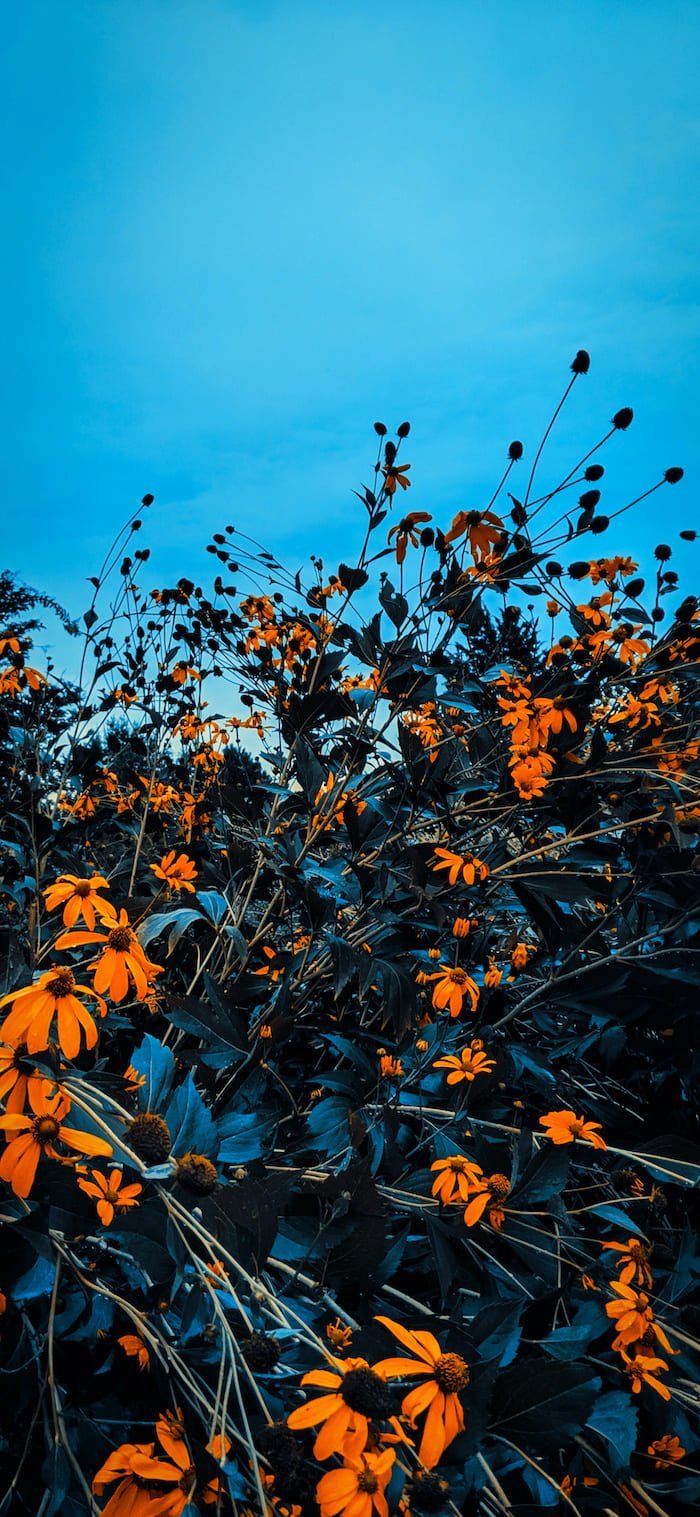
[488,1173,510,1200]
[34,1116,60,1144]
[108,927,133,952]
[341,1367,391,1417]
[75,882,92,898]
[358,1472,379,1494]
[434,1353,469,1392]
[450,1157,473,1174]
[46,970,76,998]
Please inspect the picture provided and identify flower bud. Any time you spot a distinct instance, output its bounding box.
[664,467,683,484]
[585,464,604,481]
[654,544,672,561]
[508,440,523,460]
[590,516,609,534]
[571,349,590,374]
[612,407,634,430]
[397,421,411,438]
[373,422,387,436]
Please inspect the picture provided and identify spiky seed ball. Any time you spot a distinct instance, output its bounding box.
[242,1332,281,1371]
[340,1367,392,1417]
[127,1113,171,1164]
[175,1153,219,1195]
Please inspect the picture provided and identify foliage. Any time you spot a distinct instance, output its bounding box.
[0,355,698,1517]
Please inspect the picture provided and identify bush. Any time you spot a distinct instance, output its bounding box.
[0,355,698,1515]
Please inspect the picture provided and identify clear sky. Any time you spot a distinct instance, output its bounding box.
[2,0,698,665]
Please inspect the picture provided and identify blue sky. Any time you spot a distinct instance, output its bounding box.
[2,0,698,666]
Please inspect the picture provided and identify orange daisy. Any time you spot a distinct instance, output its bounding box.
[620,1349,670,1400]
[287,1357,391,1460]
[431,848,489,886]
[317,1448,395,1517]
[0,1038,58,1113]
[427,967,479,1018]
[538,1109,606,1150]
[0,1087,112,1199]
[92,1412,195,1517]
[0,968,106,1059]
[431,1155,484,1206]
[77,1167,143,1225]
[601,1238,653,1288]
[149,851,198,894]
[433,1042,495,1084]
[57,909,163,1003]
[647,1435,685,1469]
[43,873,112,929]
[374,1317,469,1468]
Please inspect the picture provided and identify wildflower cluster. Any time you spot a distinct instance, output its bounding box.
[0,358,698,1515]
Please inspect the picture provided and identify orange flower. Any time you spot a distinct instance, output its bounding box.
[57,910,163,1003]
[620,1349,670,1400]
[461,1171,510,1229]
[43,873,112,929]
[382,462,411,495]
[388,512,432,564]
[92,1411,195,1517]
[374,1317,469,1468]
[509,943,532,972]
[326,1319,354,1351]
[0,968,106,1059]
[601,1238,653,1288]
[432,848,489,886]
[77,1167,143,1225]
[287,1357,391,1459]
[605,1282,672,1354]
[379,1054,404,1080]
[149,851,198,894]
[433,1043,495,1084]
[0,1038,57,1113]
[444,508,503,562]
[317,1448,395,1517]
[452,917,477,939]
[539,1109,606,1150]
[647,1435,685,1469]
[427,967,479,1018]
[117,1333,150,1371]
[483,963,503,989]
[431,1155,484,1205]
[0,1087,112,1199]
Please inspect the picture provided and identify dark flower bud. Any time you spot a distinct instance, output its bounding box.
[625,578,645,598]
[579,490,600,510]
[546,561,563,577]
[571,349,590,374]
[384,441,397,465]
[680,530,696,541]
[508,440,523,460]
[654,544,672,561]
[397,421,411,438]
[612,407,634,430]
[569,561,591,579]
[373,422,387,436]
[242,1332,281,1371]
[127,1113,171,1163]
[510,501,527,526]
[141,493,154,506]
[664,467,683,484]
[585,464,604,481]
[651,607,665,622]
[590,516,609,534]
[225,523,234,532]
[213,532,226,544]
[420,528,435,546]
